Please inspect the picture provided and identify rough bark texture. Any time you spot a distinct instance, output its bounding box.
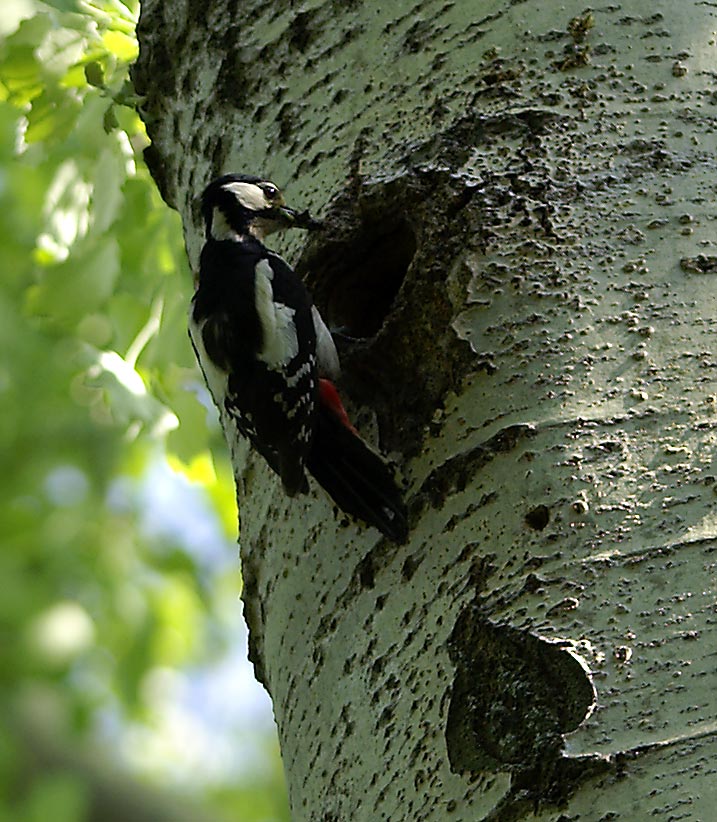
[134,1,717,819]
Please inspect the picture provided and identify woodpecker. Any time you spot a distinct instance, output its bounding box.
[189,173,408,543]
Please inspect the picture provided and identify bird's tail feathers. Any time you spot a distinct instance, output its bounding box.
[308,388,408,543]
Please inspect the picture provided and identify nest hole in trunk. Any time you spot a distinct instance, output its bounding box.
[305,216,417,339]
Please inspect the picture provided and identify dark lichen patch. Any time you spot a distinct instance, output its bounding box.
[567,11,595,43]
[401,552,425,582]
[214,46,261,109]
[288,9,320,53]
[680,254,717,274]
[525,504,550,530]
[471,55,525,103]
[552,11,595,72]
[402,108,567,174]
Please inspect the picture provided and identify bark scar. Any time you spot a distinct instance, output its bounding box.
[445,602,599,806]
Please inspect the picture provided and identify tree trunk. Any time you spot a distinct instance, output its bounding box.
[134,1,717,818]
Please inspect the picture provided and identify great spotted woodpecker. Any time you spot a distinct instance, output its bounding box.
[189,173,408,543]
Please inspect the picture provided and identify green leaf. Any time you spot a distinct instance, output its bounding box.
[0,44,43,104]
[2,13,53,51]
[102,102,118,132]
[24,773,89,822]
[26,236,120,328]
[25,88,81,143]
[37,0,83,12]
[83,59,104,87]
[102,28,137,61]
[36,25,87,78]
[0,0,294,815]
[91,146,124,232]
[166,373,213,463]
[83,349,175,431]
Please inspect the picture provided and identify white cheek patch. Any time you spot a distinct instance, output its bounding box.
[222,181,269,212]
[254,259,299,369]
[211,207,240,241]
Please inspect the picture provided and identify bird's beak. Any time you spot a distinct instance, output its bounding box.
[274,205,323,231]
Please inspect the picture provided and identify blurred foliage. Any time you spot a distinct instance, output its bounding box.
[0,1,289,820]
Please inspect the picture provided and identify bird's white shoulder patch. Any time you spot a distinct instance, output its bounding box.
[254,259,299,369]
[312,305,340,380]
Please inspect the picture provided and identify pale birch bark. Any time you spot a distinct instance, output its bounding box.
[134,1,717,819]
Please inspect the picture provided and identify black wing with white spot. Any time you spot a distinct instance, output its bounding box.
[190,237,318,496]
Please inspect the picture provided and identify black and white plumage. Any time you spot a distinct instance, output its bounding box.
[189,173,408,542]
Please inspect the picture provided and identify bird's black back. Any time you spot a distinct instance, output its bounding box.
[192,236,318,495]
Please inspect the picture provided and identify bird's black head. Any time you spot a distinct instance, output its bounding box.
[201,173,321,242]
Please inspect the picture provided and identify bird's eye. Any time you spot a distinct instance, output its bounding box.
[262,184,280,200]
